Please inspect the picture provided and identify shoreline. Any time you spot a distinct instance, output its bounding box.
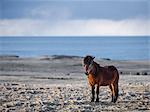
[0,54,149,61]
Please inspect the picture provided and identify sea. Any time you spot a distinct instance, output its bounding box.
[0,36,149,60]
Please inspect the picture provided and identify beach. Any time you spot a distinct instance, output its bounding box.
[0,55,150,112]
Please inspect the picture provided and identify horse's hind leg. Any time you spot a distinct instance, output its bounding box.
[96,84,99,102]
[114,83,119,102]
[109,85,113,102]
[91,86,95,102]
[111,83,119,103]
[111,84,117,103]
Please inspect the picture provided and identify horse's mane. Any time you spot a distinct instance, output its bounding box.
[93,61,101,75]
[93,61,100,68]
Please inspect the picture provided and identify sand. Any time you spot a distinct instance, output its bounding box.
[0,55,150,112]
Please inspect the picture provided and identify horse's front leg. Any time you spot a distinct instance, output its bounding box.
[91,86,95,102]
[96,84,100,102]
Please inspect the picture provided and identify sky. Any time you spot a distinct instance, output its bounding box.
[0,0,149,36]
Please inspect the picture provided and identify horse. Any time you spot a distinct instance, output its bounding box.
[82,55,119,103]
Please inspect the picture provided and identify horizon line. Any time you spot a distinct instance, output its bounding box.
[0,35,149,37]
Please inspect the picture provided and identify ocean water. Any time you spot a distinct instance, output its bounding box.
[0,36,149,60]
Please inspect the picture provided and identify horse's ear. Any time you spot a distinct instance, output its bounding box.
[92,56,95,60]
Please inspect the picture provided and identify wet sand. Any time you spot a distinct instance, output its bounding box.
[0,55,150,112]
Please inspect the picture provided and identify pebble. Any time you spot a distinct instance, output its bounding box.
[1,82,150,112]
[15,101,24,106]
[83,105,92,110]
[77,97,81,100]
[128,92,136,97]
[143,91,150,96]
[3,102,15,108]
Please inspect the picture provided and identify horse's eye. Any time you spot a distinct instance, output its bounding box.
[87,62,90,65]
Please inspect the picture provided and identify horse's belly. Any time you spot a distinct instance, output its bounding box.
[100,78,112,86]
[100,82,110,86]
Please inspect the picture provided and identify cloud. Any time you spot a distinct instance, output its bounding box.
[0,18,149,36]
[29,6,71,20]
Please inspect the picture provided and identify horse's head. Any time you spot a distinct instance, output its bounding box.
[83,55,95,75]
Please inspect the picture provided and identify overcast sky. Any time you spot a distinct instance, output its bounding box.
[0,0,149,36]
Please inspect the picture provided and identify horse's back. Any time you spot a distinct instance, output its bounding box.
[104,65,118,72]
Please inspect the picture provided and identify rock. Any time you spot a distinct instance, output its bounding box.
[40,87,44,90]
[19,91,26,94]
[12,87,19,91]
[30,102,37,107]
[25,94,32,100]
[143,91,150,96]
[0,96,7,103]
[15,101,24,106]
[6,87,11,90]
[11,83,19,86]
[128,92,136,97]
[137,105,148,110]
[27,90,35,94]
[42,100,50,105]
[3,102,15,108]
[83,105,92,110]
[64,100,68,105]
[77,97,81,100]
[0,55,19,59]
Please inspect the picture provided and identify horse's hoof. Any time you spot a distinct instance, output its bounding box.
[91,98,94,102]
[96,98,99,102]
[91,100,94,102]
[112,96,117,103]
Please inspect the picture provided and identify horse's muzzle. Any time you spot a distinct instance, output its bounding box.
[84,72,89,76]
[83,64,88,71]
[83,64,89,75]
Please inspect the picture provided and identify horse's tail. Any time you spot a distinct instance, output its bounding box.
[110,66,119,102]
[115,68,119,83]
[107,65,119,102]
[114,70,119,102]
[109,65,119,83]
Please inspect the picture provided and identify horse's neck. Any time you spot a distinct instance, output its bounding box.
[93,62,100,69]
[92,62,100,75]
[94,62,105,74]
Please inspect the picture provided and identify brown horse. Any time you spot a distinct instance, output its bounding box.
[83,55,119,103]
